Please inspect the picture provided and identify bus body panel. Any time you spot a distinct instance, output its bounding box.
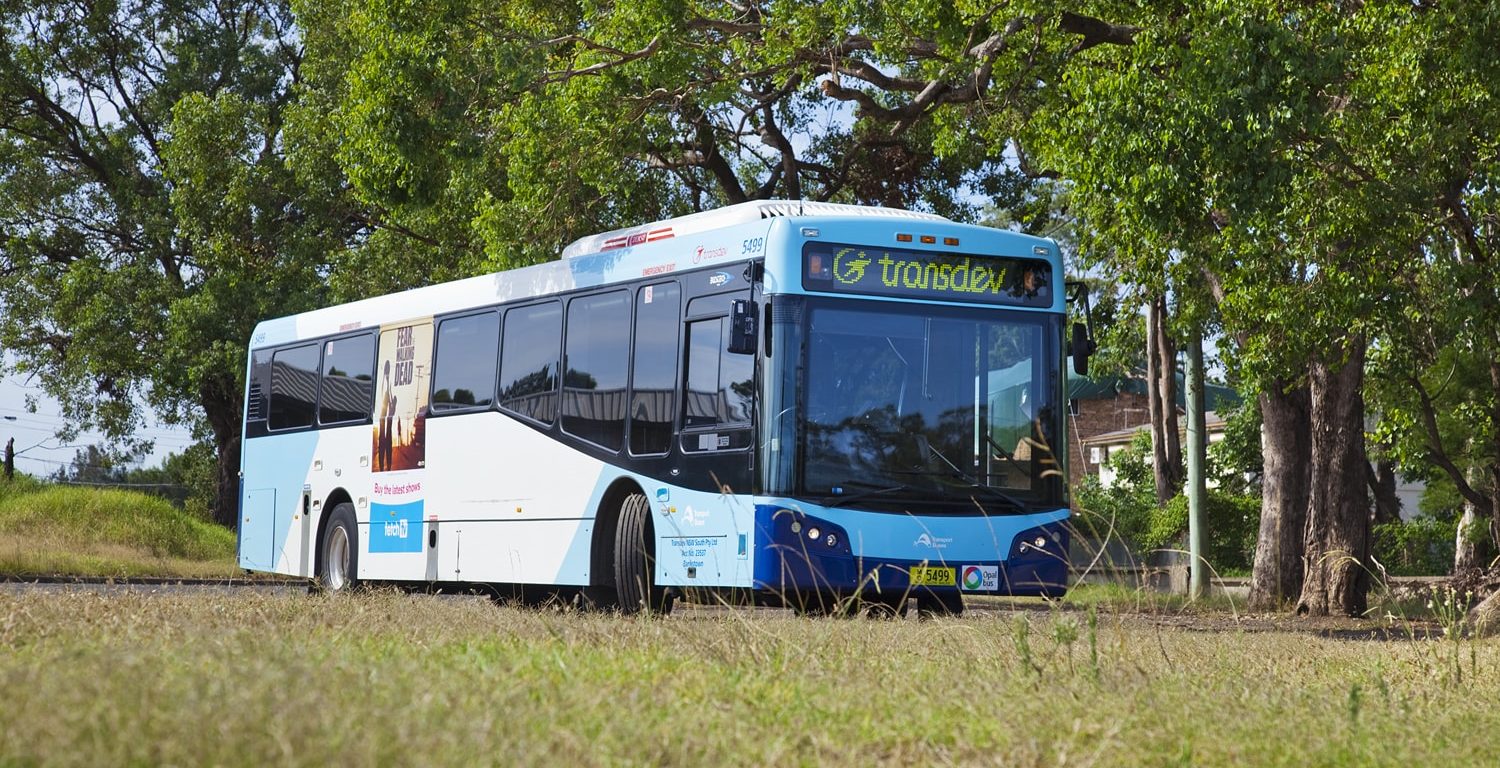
[238,428,321,575]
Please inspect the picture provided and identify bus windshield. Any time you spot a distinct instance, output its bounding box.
[799,298,1065,513]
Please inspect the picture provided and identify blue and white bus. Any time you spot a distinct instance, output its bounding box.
[238,201,1082,615]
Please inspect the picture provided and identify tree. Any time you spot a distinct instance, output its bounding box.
[294,1,1145,270]
[0,1,348,526]
[1019,2,1454,614]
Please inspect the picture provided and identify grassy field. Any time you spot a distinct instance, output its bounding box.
[0,476,239,578]
[0,588,1495,767]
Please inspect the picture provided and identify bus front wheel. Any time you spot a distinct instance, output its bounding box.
[318,503,361,593]
[614,493,673,615]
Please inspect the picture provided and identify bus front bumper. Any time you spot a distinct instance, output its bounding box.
[751,505,1069,598]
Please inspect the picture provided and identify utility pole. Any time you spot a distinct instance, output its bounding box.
[4,436,13,481]
[1185,327,1208,599]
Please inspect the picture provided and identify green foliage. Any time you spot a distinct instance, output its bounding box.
[0,0,346,524]
[1373,516,1457,578]
[1154,492,1261,572]
[291,0,1042,275]
[1073,432,1157,548]
[1417,475,1465,524]
[1074,431,1258,571]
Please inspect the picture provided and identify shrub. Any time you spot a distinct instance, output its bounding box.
[1373,515,1456,577]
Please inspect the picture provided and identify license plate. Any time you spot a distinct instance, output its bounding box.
[909,566,956,586]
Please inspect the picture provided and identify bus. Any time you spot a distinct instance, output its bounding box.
[238,200,1085,615]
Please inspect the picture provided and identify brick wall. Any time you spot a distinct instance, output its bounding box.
[1066,393,1152,485]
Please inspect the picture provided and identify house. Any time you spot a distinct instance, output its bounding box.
[1079,411,1228,488]
[1064,372,1239,488]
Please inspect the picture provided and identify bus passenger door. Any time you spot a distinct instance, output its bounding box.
[671,290,756,583]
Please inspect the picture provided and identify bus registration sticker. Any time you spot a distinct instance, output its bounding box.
[909,566,956,587]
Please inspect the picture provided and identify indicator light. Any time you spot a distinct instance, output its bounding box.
[791,521,802,534]
[896,233,913,242]
[826,533,838,547]
[920,235,936,244]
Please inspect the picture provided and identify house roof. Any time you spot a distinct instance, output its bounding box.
[1067,371,1241,411]
[1079,411,1228,447]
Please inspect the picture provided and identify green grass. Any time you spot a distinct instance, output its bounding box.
[0,477,238,578]
[0,590,1496,766]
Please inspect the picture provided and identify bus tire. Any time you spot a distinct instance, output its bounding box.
[614,493,672,615]
[317,503,360,593]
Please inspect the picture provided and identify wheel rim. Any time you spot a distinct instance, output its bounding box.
[326,526,350,591]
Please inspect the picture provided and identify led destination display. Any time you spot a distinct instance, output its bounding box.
[802,243,1052,307]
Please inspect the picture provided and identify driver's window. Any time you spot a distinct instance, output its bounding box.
[985,324,1045,489]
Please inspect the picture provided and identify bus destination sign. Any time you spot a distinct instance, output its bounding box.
[802,244,1052,307]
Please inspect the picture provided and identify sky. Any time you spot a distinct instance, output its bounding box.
[0,355,196,479]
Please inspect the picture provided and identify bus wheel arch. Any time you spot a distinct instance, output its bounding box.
[588,478,643,606]
[316,502,360,592]
[615,491,672,615]
[313,492,354,582]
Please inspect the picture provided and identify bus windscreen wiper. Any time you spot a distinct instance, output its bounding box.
[821,481,912,509]
[889,469,1028,514]
[909,437,1029,514]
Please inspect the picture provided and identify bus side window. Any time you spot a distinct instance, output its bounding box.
[629,282,680,455]
[319,334,376,424]
[563,291,630,450]
[269,343,321,430]
[432,311,499,411]
[499,302,562,424]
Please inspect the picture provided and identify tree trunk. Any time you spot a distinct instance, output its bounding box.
[202,372,244,530]
[1297,340,1372,617]
[1249,381,1311,610]
[1368,459,1401,526]
[1146,295,1183,504]
[1454,459,1490,573]
[1491,360,1500,558]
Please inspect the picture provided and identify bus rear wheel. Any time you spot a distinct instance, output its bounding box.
[318,503,360,593]
[614,493,673,615]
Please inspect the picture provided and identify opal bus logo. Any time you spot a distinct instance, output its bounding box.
[961,565,999,591]
[962,566,983,590]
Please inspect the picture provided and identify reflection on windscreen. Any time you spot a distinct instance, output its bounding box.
[801,303,1061,511]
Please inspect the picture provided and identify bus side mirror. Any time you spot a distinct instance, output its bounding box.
[728,299,757,355]
[1070,322,1095,376]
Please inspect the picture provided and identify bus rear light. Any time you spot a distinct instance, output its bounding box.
[919,235,936,244]
[896,233,913,242]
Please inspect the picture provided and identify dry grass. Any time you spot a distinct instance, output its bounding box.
[0,589,1496,766]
